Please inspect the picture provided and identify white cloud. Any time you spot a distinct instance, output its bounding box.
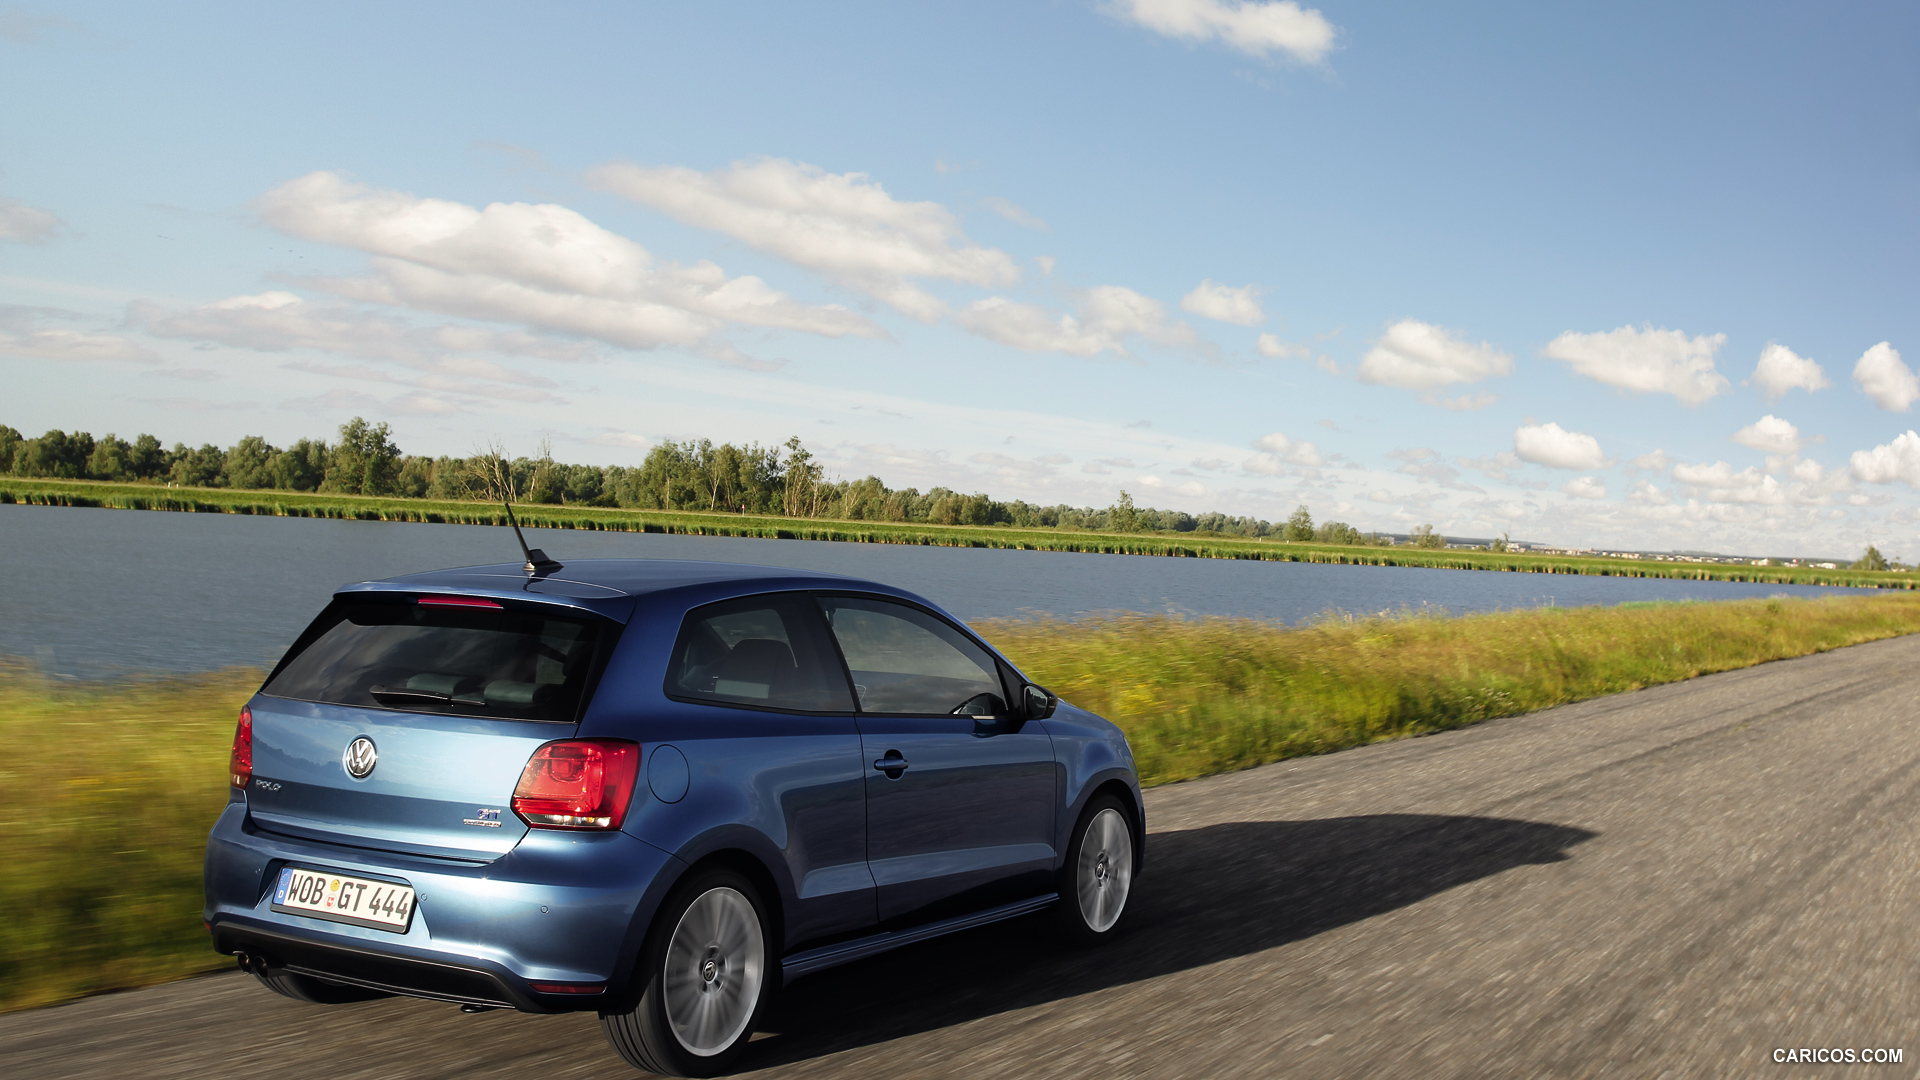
[139,291,586,368]
[1631,449,1671,471]
[970,451,1068,481]
[1852,342,1917,412]
[135,291,587,396]
[1241,431,1323,473]
[1542,325,1729,406]
[1626,478,1669,505]
[1389,447,1477,490]
[1782,456,1826,483]
[257,171,876,356]
[1514,421,1609,470]
[1672,461,1787,505]
[1730,414,1804,455]
[1136,474,1206,499]
[289,387,472,417]
[1180,280,1263,326]
[0,304,156,363]
[1255,332,1307,359]
[0,327,155,363]
[1435,391,1498,411]
[956,286,1195,357]
[1033,255,1056,275]
[1357,319,1512,391]
[588,431,654,451]
[1458,450,1523,482]
[1751,342,1828,401]
[1114,0,1337,63]
[1563,476,1607,500]
[979,196,1048,231]
[1850,431,1920,488]
[0,197,63,244]
[590,157,1019,322]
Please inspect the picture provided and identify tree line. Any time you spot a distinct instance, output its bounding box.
[0,418,1431,542]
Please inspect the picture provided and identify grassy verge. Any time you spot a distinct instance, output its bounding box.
[7,592,1920,1012]
[980,593,1920,785]
[4,476,1911,589]
[0,666,256,1013]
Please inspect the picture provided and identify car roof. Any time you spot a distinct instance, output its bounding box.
[335,558,924,621]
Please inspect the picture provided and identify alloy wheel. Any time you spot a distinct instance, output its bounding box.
[1075,807,1134,933]
[660,886,766,1056]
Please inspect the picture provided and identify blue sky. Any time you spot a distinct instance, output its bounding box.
[3,1,1916,556]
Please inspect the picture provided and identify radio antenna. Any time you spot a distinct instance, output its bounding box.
[490,454,561,576]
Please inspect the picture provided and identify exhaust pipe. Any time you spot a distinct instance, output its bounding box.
[235,951,260,974]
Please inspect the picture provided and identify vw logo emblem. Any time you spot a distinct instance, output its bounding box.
[343,736,379,779]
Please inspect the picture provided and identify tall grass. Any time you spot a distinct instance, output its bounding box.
[980,594,1920,785]
[0,666,256,1012]
[5,594,1920,1011]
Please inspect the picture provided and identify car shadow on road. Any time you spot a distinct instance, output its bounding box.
[747,813,1595,1070]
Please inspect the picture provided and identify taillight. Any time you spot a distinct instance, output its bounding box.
[229,705,253,789]
[511,740,639,830]
[417,595,502,609]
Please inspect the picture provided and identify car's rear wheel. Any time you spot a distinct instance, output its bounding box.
[252,968,392,1004]
[1056,793,1136,944]
[601,869,772,1077]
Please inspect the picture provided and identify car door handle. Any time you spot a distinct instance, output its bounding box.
[873,752,909,778]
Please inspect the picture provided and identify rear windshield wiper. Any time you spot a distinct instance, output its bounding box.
[368,685,486,706]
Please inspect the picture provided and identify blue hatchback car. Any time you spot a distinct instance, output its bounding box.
[204,557,1143,1076]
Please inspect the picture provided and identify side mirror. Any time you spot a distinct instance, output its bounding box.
[1023,684,1057,720]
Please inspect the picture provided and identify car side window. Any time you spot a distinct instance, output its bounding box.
[667,595,854,713]
[816,595,1006,715]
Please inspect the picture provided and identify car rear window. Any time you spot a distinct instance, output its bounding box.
[262,597,606,723]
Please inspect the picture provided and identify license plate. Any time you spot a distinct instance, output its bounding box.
[272,867,416,933]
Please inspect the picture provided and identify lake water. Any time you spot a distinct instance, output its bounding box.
[0,503,1870,678]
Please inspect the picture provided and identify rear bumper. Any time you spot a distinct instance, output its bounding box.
[203,801,683,1011]
[214,919,544,1010]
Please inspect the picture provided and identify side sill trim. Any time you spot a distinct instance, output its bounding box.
[779,893,1057,985]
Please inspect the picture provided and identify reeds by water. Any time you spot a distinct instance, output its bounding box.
[5,477,1910,589]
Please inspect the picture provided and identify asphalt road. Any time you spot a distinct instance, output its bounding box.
[9,635,1920,1078]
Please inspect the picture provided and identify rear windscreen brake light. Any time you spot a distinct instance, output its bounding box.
[512,740,640,830]
[229,705,253,789]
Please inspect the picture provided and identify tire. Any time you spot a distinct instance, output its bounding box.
[601,869,774,1078]
[1055,793,1136,945]
[252,968,392,1004]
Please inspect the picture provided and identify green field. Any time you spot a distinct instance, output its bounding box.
[3,476,1912,589]
[6,592,1920,1013]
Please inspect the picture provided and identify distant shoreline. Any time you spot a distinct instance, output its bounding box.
[4,477,1910,590]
